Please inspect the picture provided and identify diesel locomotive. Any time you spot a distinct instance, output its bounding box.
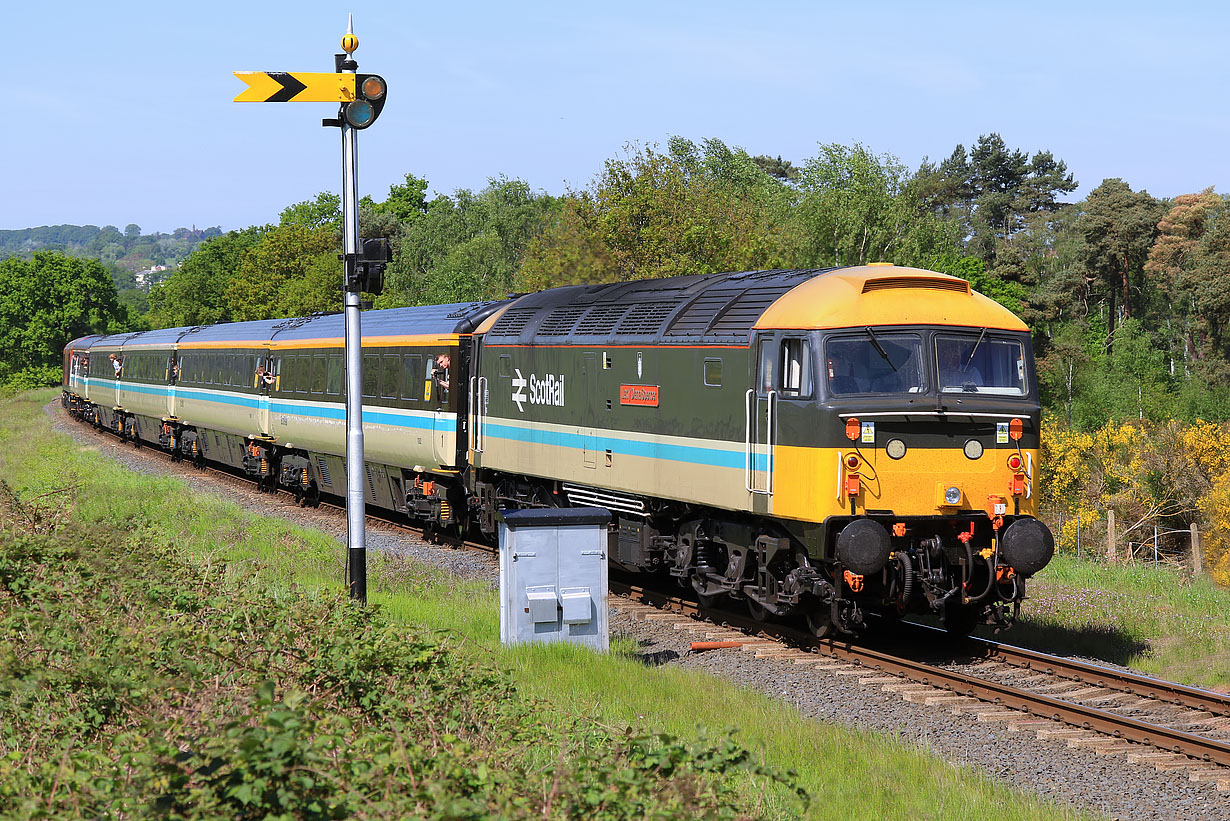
[62,264,1054,636]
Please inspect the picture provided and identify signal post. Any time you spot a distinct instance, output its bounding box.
[235,17,389,603]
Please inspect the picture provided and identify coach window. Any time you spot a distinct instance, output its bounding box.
[327,356,343,395]
[381,355,400,399]
[362,354,380,398]
[401,355,422,401]
[296,357,310,394]
[311,355,327,394]
[703,358,723,388]
[779,338,812,399]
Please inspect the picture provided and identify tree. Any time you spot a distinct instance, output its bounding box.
[523,138,797,290]
[147,227,267,328]
[225,224,339,321]
[751,155,799,182]
[279,192,341,230]
[916,134,1076,271]
[1079,179,1164,353]
[0,252,126,387]
[371,173,430,223]
[796,143,959,268]
[383,176,556,305]
[1145,188,1224,376]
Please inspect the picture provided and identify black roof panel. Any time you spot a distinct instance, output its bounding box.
[483,268,838,345]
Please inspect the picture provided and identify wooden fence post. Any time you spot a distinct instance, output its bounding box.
[1191,523,1202,574]
[1106,510,1116,562]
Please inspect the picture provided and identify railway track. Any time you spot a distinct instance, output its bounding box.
[63,408,1230,793]
[613,582,1230,792]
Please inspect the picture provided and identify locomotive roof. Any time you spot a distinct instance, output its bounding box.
[479,264,1027,345]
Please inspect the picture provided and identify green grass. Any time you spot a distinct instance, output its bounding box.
[3,389,1091,820]
[1006,554,1230,690]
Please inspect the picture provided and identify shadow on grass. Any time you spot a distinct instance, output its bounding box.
[627,639,681,667]
[992,619,1150,666]
[885,616,1149,668]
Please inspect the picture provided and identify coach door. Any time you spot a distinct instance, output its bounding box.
[468,338,488,464]
[165,353,177,419]
[746,336,776,496]
[257,354,277,436]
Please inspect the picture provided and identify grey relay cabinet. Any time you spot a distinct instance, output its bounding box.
[498,507,610,651]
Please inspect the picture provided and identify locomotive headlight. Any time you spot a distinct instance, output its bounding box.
[944,486,962,505]
[963,439,983,460]
[886,438,906,460]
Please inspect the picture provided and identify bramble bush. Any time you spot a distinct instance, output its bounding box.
[0,481,804,818]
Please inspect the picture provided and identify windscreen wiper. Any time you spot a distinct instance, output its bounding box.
[962,327,987,374]
[865,326,898,372]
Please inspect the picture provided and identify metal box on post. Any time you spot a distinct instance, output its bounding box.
[498,507,610,651]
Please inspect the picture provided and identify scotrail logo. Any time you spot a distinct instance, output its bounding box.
[510,368,564,412]
[512,369,528,412]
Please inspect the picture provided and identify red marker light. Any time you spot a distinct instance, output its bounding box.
[1007,454,1022,471]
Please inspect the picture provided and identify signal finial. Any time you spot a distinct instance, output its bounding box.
[341,14,359,54]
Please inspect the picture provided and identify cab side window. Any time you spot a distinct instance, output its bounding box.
[779,338,812,398]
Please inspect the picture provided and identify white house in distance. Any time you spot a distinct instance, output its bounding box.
[134,265,169,287]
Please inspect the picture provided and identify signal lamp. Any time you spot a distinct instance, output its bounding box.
[1007,454,1023,471]
[341,73,387,129]
[360,75,385,99]
[944,486,962,505]
[846,454,860,470]
[344,99,375,128]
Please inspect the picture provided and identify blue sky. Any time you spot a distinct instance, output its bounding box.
[6,1,1225,234]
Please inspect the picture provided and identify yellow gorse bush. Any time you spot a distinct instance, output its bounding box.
[1041,416,1230,586]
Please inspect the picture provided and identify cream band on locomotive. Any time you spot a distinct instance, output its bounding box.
[62,264,1054,636]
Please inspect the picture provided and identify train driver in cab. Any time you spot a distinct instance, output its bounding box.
[937,339,984,393]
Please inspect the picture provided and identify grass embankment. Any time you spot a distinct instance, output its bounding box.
[1,390,1086,820]
[1007,555,1230,691]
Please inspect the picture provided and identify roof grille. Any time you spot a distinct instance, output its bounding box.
[538,306,588,335]
[666,289,743,336]
[488,307,538,337]
[709,287,786,335]
[575,304,630,335]
[862,276,969,294]
[616,303,675,335]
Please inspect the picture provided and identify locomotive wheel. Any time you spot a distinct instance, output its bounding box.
[747,598,771,622]
[943,602,980,637]
[806,607,836,638]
